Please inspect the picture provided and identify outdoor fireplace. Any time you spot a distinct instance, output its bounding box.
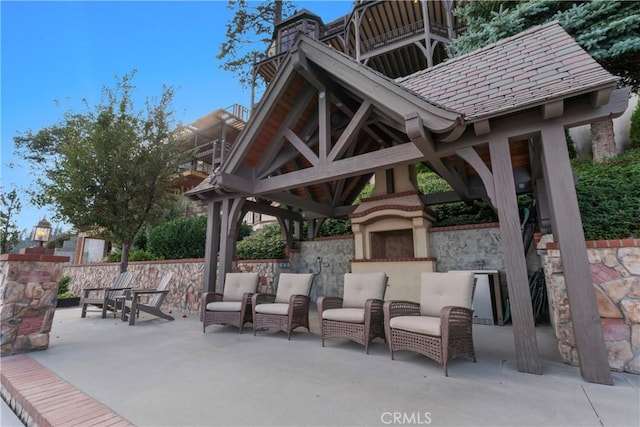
[349,165,436,302]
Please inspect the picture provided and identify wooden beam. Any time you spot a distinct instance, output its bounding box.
[489,136,542,375]
[405,112,470,201]
[255,85,317,177]
[328,100,373,162]
[242,200,303,221]
[543,100,564,120]
[298,36,461,132]
[437,88,630,157]
[217,172,254,194]
[254,143,424,195]
[262,191,336,217]
[284,129,320,166]
[318,89,330,164]
[539,126,613,385]
[590,87,613,107]
[455,146,496,207]
[473,119,490,136]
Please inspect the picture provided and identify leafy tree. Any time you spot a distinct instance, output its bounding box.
[0,189,22,254]
[449,0,640,161]
[14,71,190,272]
[217,0,295,99]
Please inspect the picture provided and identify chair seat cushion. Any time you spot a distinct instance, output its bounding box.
[322,308,364,323]
[206,301,242,312]
[255,303,289,315]
[390,315,441,336]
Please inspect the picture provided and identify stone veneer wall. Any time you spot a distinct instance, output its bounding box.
[1,251,68,355]
[538,236,640,374]
[62,225,510,314]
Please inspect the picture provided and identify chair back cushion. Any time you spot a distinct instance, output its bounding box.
[342,272,387,308]
[275,273,314,303]
[420,272,474,317]
[222,273,259,301]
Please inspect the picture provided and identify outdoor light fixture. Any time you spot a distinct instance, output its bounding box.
[31,217,52,246]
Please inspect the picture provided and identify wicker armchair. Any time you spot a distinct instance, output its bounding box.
[317,272,388,354]
[202,272,259,333]
[384,272,476,376]
[252,273,314,339]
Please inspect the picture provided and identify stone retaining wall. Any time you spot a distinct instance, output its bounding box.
[538,236,640,374]
[63,225,508,316]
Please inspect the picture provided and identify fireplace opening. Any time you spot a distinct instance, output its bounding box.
[371,229,414,259]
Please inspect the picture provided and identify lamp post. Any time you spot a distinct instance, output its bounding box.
[31,217,52,248]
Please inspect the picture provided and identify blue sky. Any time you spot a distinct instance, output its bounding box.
[1,0,353,234]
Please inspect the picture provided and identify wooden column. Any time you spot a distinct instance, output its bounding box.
[539,126,613,385]
[489,137,542,374]
[218,197,245,293]
[203,201,221,293]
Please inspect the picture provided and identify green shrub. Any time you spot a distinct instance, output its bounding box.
[106,249,161,262]
[57,275,76,298]
[630,99,640,150]
[319,218,352,236]
[147,216,207,259]
[236,223,285,259]
[573,149,640,239]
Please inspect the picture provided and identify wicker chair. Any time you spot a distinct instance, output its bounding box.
[202,272,259,333]
[384,271,476,376]
[317,272,388,354]
[252,273,314,339]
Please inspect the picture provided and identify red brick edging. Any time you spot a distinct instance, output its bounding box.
[0,354,132,427]
[544,238,640,249]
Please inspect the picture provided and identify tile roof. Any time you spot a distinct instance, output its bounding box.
[396,22,619,120]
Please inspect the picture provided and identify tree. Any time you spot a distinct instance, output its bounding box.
[449,0,640,161]
[0,189,22,254]
[14,71,190,272]
[217,0,295,104]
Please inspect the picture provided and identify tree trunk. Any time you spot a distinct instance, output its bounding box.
[274,0,283,26]
[120,241,130,273]
[590,118,616,162]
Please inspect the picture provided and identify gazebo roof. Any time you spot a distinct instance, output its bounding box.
[186,22,621,213]
[397,22,618,120]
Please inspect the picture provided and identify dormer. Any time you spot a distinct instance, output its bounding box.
[275,9,323,55]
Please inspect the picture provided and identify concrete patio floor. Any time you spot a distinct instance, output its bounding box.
[4,306,640,426]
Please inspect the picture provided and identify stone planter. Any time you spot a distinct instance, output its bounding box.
[56,297,80,308]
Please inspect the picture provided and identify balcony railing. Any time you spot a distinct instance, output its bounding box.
[360,20,458,55]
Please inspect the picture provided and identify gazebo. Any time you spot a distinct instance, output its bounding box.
[187,22,630,385]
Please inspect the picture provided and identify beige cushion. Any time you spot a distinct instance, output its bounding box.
[255,303,289,316]
[420,272,474,317]
[274,273,314,303]
[390,316,441,336]
[206,301,242,312]
[322,308,365,324]
[342,272,387,308]
[222,273,259,301]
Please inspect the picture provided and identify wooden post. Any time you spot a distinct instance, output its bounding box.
[203,201,221,293]
[218,198,245,292]
[539,126,613,385]
[489,137,542,374]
